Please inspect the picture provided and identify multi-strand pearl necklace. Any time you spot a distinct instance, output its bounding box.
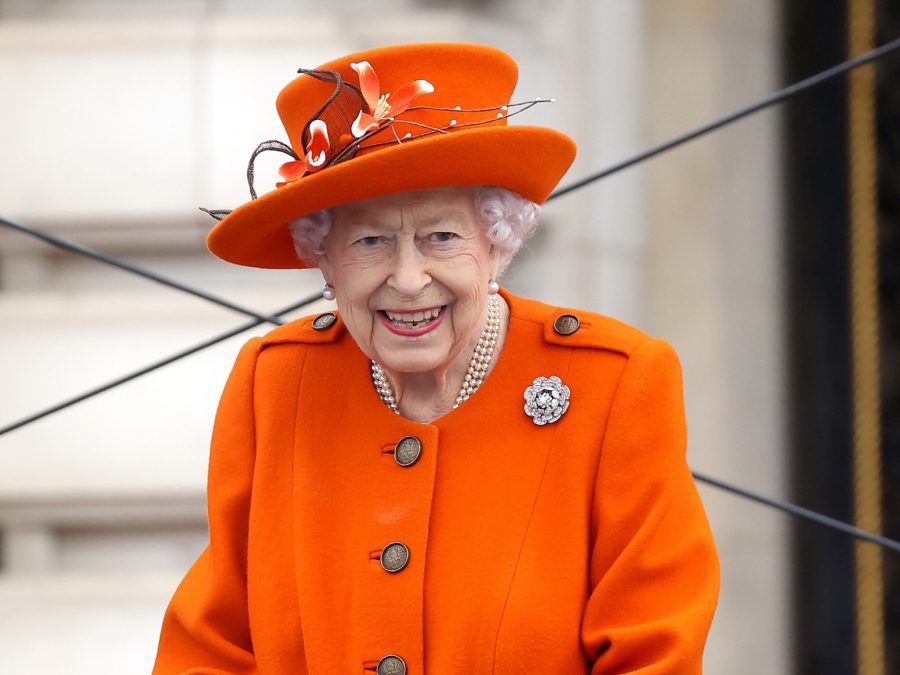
[370,294,502,414]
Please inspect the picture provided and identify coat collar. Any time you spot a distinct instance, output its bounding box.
[258,287,648,357]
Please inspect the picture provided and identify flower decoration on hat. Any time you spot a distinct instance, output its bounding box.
[275,119,330,188]
[349,60,434,138]
[199,59,558,223]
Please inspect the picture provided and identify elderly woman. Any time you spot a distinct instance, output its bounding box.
[153,43,719,674]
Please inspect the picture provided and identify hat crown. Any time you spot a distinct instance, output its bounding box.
[205,41,576,269]
[276,43,519,163]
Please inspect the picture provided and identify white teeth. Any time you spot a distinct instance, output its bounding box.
[383,306,443,325]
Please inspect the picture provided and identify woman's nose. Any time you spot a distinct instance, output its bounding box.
[386,240,431,297]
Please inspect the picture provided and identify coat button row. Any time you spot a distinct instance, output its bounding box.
[394,436,422,466]
[377,653,407,675]
[376,441,414,671]
[380,541,409,573]
[378,438,415,668]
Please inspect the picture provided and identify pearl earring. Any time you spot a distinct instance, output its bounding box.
[488,279,500,295]
[322,284,335,301]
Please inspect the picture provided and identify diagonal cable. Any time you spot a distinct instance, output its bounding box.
[0,216,284,326]
[0,293,321,437]
[548,34,900,200]
[693,471,900,554]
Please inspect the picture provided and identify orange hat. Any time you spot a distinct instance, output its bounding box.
[205,42,577,269]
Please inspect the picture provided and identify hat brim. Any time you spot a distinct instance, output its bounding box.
[206,125,576,269]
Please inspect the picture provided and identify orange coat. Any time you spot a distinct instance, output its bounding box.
[152,289,720,674]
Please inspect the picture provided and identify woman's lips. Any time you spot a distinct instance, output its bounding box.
[378,305,447,337]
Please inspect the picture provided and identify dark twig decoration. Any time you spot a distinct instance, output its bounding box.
[199,64,555,222]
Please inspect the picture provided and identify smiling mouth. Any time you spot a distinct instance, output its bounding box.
[379,305,447,330]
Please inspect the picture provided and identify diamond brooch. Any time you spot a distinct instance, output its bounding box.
[523,375,570,425]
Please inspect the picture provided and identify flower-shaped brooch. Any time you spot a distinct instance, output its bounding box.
[523,375,570,425]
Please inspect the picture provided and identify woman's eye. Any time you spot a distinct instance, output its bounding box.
[355,236,383,247]
[430,231,457,243]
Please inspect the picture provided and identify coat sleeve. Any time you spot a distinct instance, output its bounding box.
[580,337,720,674]
[152,337,263,675]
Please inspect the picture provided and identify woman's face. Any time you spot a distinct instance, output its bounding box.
[318,185,499,375]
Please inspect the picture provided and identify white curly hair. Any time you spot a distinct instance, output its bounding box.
[287,185,541,275]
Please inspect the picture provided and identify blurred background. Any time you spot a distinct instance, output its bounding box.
[0,1,897,673]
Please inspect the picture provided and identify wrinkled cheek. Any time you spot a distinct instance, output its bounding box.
[450,291,486,354]
[339,302,377,356]
[459,284,487,322]
[461,284,485,307]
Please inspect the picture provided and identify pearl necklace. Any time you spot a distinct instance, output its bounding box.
[370,294,502,414]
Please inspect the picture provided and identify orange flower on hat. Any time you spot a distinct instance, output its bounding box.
[276,119,330,187]
[350,60,434,138]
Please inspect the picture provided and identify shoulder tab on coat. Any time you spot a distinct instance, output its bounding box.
[259,310,346,346]
[541,305,649,355]
[504,290,651,356]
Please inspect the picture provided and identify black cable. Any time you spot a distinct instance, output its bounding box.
[0,216,285,327]
[0,293,321,437]
[548,34,900,200]
[693,471,900,554]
